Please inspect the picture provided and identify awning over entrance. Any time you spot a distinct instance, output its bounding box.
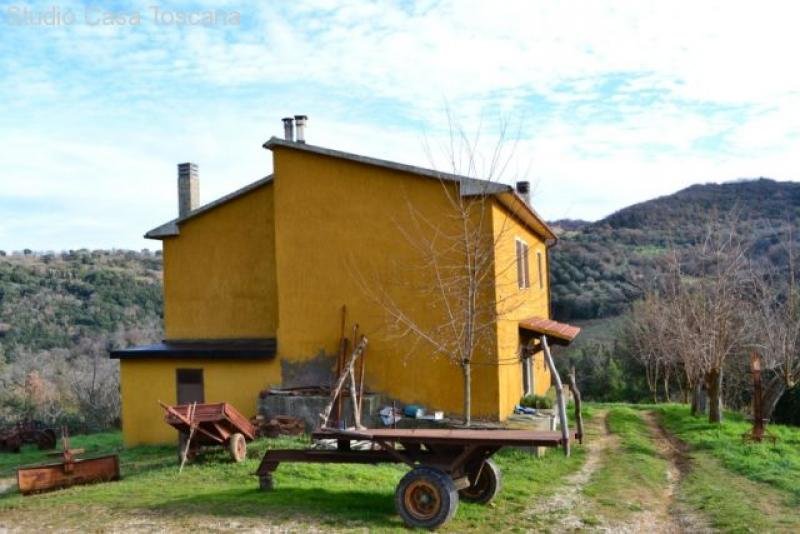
[109,338,277,360]
[519,317,581,346]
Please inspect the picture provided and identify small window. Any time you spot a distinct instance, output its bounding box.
[176,369,204,405]
[537,251,544,289]
[515,238,530,289]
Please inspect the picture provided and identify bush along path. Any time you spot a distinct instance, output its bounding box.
[531,406,800,533]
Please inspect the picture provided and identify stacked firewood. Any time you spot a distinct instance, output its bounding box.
[250,415,305,438]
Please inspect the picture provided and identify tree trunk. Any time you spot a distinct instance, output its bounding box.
[663,367,671,403]
[463,362,472,426]
[761,377,787,422]
[706,368,723,423]
[691,380,707,416]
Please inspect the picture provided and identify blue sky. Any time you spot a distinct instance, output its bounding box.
[0,0,798,251]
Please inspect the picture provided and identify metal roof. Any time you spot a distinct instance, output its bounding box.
[145,138,557,242]
[263,137,557,241]
[145,175,273,239]
[109,338,277,360]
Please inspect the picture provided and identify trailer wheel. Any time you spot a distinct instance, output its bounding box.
[228,433,247,462]
[459,459,502,504]
[395,466,458,529]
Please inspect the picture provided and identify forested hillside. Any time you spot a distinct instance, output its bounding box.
[550,178,800,321]
[0,250,163,430]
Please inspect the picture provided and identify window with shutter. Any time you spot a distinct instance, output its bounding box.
[515,238,530,289]
[537,251,544,289]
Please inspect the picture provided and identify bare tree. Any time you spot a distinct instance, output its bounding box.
[356,115,539,425]
[746,232,800,420]
[669,225,748,422]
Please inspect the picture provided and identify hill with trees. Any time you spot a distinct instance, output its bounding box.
[0,250,163,430]
[550,178,800,321]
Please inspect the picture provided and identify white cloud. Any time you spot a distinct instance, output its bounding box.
[0,0,798,249]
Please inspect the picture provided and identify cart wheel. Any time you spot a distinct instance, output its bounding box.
[459,459,502,504]
[37,429,57,450]
[228,433,247,462]
[395,466,458,530]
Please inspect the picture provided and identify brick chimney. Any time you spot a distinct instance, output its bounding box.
[178,162,199,218]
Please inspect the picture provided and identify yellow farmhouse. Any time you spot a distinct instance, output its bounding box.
[112,118,577,445]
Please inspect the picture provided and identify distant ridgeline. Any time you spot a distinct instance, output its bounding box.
[549,178,800,321]
[0,250,163,354]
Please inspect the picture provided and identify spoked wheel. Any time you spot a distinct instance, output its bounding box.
[228,433,247,462]
[395,466,458,530]
[459,459,502,504]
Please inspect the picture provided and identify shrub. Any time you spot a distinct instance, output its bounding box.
[520,394,553,409]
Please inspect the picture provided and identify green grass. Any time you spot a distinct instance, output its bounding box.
[582,406,667,519]
[654,404,800,501]
[679,450,800,533]
[0,424,591,532]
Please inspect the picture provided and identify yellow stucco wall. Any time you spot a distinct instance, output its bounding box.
[120,358,280,446]
[271,147,501,418]
[163,184,278,340]
[122,147,555,444]
[491,203,552,417]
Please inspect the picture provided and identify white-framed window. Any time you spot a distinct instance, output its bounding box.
[537,251,544,289]
[515,238,530,289]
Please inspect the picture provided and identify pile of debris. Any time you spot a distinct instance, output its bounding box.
[251,415,305,438]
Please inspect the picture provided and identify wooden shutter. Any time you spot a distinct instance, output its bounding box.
[537,251,544,288]
[516,240,524,288]
[523,243,530,288]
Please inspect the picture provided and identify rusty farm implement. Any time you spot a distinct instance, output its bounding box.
[159,401,256,467]
[16,428,120,495]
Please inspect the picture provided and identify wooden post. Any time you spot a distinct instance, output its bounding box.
[541,335,570,456]
[750,351,765,442]
[334,306,347,427]
[320,336,368,429]
[568,366,584,444]
[179,402,196,473]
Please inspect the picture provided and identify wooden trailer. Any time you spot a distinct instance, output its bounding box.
[160,402,256,463]
[256,427,570,529]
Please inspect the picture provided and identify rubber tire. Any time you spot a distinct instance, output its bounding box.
[395,466,459,530]
[459,459,502,504]
[228,433,247,462]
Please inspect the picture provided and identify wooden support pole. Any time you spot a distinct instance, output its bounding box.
[320,336,369,429]
[334,305,347,427]
[541,335,570,456]
[568,366,584,444]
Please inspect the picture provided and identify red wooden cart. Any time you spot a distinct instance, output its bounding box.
[257,426,570,529]
[160,402,256,463]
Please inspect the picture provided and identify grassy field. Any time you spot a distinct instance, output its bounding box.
[655,404,800,499]
[652,404,800,532]
[0,423,588,532]
[582,407,668,522]
[3,405,800,532]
